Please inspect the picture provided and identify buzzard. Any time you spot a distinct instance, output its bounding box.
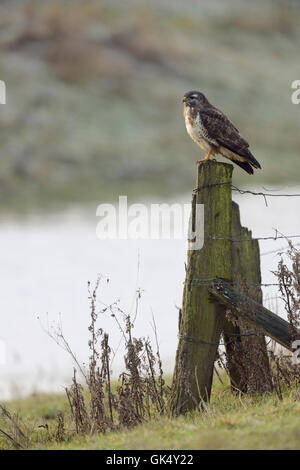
[183,91,261,174]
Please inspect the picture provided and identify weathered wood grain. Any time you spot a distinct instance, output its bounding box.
[170,161,233,415]
[210,280,296,351]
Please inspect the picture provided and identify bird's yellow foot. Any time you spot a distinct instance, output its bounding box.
[197,158,216,164]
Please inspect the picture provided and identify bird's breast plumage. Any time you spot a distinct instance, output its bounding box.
[184,107,218,147]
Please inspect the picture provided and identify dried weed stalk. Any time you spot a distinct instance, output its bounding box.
[61,277,167,436]
[219,242,300,399]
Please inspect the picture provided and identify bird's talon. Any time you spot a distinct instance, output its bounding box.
[196,158,216,165]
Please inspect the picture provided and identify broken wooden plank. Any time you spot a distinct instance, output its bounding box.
[209,279,296,351]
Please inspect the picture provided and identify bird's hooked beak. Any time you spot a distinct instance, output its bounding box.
[182,96,187,103]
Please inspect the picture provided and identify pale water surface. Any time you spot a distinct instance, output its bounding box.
[1,187,300,399]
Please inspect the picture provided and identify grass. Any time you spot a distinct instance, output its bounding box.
[2,376,300,450]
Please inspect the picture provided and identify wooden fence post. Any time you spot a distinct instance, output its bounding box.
[170,161,233,415]
[223,202,272,393]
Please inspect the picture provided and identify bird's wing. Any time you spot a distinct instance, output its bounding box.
[200,107,250,156]
[200,106,261,169]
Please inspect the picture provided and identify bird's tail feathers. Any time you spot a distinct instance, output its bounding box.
[243,149,261,169]
[231,159,254,175]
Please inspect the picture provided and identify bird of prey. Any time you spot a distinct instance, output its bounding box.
[183,91,261,174]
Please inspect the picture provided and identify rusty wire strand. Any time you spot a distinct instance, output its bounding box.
[185,277,281,287]
[207,234,300,242]
[179,332,258,347]
[193,182,300,207]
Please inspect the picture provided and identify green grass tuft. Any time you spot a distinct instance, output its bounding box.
[1,376,300,450]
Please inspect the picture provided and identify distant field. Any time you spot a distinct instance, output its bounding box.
[1,376,300,450]
[0,0,300,211]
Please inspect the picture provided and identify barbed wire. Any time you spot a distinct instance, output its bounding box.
[179,332,258,347]
[261,243,300,257]
[232,186,300,197]
[193,182,232,192]
[193,182,300,256]
[209,233,300,242]
[193,182,300,207]
[189,233,300,244]
[190,186,300,243]
[185,277,280,288]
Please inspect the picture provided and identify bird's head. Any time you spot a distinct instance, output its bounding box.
[182,91,209,108]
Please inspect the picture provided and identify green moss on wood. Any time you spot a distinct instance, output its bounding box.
[170,162,233,415]
[223,202,272,393]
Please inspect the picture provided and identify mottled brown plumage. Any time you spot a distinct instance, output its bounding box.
[183,91,261,174]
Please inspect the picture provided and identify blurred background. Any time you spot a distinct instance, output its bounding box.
[0,0,300,399]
